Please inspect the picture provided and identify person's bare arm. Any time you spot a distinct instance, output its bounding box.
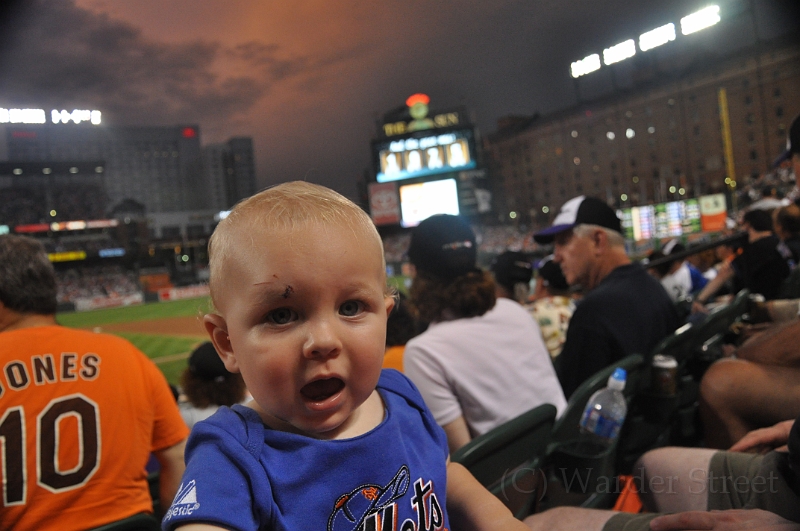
[442,416,472,454]
[154,439,187,515]
[649,509,799,531]
[734,319,800,367]
[728,420,794,453]
[446,461,529,531]
[692,263,735,312]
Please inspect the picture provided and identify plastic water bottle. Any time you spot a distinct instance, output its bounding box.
[578,368,628,452]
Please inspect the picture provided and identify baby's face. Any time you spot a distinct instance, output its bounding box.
[211,221,393,438]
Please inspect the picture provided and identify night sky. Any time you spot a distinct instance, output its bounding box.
[0,0,797,199]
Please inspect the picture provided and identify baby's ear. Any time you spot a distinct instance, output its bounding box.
[203,313,240,373]
[384,295,396,316]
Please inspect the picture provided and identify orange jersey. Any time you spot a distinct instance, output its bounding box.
[0,325,189,531]
[382,345,405,373]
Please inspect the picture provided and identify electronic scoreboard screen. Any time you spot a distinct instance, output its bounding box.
[373,128,477,184]
[398,178,460,228]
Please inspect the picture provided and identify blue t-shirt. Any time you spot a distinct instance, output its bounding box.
[162,370,450,531]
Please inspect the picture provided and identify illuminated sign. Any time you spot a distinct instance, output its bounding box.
[14,219,118,233]
[0,108,101,125]
[382,94,460,137]
[570,54,601,78]
[374,129,476,183]
[0,225,8,235]
[383,112,460,137]
[48,251,87,262]
[99,248,126,258]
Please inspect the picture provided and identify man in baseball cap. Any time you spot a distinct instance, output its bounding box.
[533,196,680,398]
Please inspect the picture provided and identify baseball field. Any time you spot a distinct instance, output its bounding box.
[56,297,213,386]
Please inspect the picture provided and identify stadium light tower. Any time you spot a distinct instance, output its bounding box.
[570,53,601,78]
[680,5,720,35]
[639,23,676,51]
[603,39,636,65]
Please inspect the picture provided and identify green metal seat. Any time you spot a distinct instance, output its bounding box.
[543,354,645,509]
[451,402,557,519]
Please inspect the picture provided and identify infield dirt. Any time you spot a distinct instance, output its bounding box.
[92,315,207,337]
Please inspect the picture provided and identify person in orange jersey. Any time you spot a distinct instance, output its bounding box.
[0,234,188,531]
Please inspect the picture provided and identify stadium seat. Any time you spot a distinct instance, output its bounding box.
[542,354,645,510]
[451,403,557,518]
[87,513,161,531]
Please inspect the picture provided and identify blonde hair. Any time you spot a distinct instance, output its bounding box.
[208,181,385,303]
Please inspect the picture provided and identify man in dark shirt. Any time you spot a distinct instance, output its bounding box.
[534,196,681,398]
[695,208,791,305]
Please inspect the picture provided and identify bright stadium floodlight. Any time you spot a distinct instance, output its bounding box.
[571,53,601,78]
[603,39,636,66]
[681,5,720,35]
[639,23,676,51]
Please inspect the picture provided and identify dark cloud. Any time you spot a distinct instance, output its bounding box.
[0,0,312,126]
[0,0,797,199]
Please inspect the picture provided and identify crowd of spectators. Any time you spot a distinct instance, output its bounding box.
[0,187,44,226]
[56,265,142,303]
[383,223,540,263]
[0,183,108,227]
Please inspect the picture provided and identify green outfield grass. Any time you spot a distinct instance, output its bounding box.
[56,297,212,327]
[113,332,204,385]
[56,298,212,386]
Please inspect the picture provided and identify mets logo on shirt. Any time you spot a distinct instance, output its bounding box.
[327,466,446,531]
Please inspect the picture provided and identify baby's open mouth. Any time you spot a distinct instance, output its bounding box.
[301,378,344,402]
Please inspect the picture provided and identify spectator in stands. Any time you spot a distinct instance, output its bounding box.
[533,196,681,398]
[699,317,800,448]
[490,250,534,303]
[748,184,788,211]
[523,415,800,531]
[774,203,800,269]
[179,341,249,429]
[687,247,719,281]
[647,239,708,303]
[0,234,188,531]
[530,255,576,360]
[381,292,420,372]
[404,214,566,452]
[695,209,790,305]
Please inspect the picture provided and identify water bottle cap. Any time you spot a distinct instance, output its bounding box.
[608,367,627,390]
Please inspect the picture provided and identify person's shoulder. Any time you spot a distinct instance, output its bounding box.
[378,369,428,411]
[191,405,264,456]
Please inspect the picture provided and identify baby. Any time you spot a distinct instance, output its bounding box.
[162,181,527,531]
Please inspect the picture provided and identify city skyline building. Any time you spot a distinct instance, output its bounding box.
[1,122,256,217]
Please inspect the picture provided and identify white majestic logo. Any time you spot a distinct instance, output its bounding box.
[164,480,200,520]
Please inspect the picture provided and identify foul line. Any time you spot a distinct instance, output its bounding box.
[154,351,191,365]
